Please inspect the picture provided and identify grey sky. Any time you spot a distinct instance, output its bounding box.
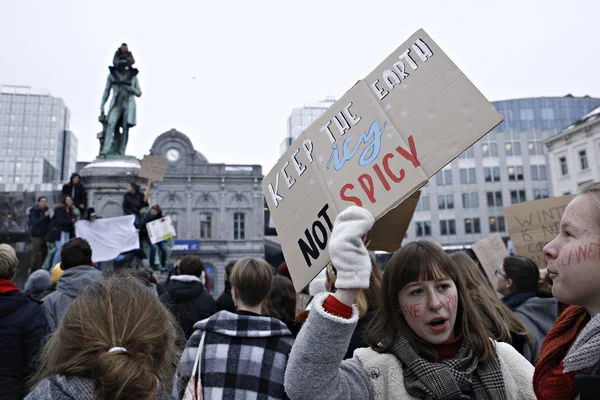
[1,0,598,173]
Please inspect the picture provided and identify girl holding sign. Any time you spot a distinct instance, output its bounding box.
[284,206,535,399]
[534,182,600,400]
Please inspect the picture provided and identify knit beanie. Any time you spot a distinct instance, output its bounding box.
[25,269,52,293]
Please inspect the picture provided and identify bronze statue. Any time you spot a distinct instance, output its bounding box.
[98,43,142,157]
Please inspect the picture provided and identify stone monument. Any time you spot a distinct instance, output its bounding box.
[79,43,146,218]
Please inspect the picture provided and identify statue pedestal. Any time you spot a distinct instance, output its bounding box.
[79,157,147,218]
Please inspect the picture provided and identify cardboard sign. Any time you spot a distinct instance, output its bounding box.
[505,195,574,268]
[139,155,168,181]
[147,216,177,244]
[263,29,503,292]
[472,233,509,289]
[368,191,421,252]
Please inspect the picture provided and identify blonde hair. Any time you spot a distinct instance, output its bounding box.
[31,275,181,399]
[230,257,274,307]
[449,252,531,344]
[0,244,18,280]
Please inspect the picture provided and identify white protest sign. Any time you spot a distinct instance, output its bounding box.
[75,215,139,263]
[147,216,177,244]
[263,29,503,292]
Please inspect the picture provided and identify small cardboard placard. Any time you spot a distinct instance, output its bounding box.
[147,216,177,244]
[472,233,509,289]
[505,195,574,268]
[263,29,503,292]
[139,155,168,181]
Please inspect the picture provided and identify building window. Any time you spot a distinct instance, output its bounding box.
[415,196,430,211]
[528,141,544,155]
[487,191,503,207]
[530,165,547,181]
[415,221,432,237]
[438,194,454,210]
[541,107,555,120]
[482,143,498,157]
[508,166,524,181]
[534,189,550,200]
[460,168,477,184]
[489,216,506,233]
[459,147,474,159]
[440,219,456,236]
[559,157,569,176]
[462,192,479,209]
[504,141,522,156]
[233,212,245,240]
[484,167,501,182]
[200,213,212,239]
[520,108,534,121]
[510,190,527,204]
[579,150,589,171]
[436,169,453,186]
[464,218,481,234]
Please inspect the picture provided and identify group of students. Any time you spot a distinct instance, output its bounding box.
[2,182,600,399]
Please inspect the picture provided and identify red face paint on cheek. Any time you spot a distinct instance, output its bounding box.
[445,294,458,309]
[402,303,422,319]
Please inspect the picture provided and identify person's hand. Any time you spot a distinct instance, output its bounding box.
[44,211,50,217]
[79,204,84,209]
[328,206,374,289]
[135,229,140,233]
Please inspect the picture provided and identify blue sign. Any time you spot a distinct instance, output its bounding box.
[172,240,200,253]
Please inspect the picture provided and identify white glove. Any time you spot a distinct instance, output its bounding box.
[328,206,375,289]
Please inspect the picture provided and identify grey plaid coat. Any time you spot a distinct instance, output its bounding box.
[174,310,294,399]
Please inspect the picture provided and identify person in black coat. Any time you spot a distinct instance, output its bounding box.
[160,255,216,339]
[0,244,50,399]
[216,260,236,313]
[61,173,86,216]
[123,182,148,225]
[28,196,50,272]
[45,196,75,268]
[138,205,169,270]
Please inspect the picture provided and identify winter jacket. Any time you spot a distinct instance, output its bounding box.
[284,293,536,400]
[159,275,216,339]
[215,280,236,313]
[514,296,559,364]
[45,205,74,242]
[345,309,376,359]
[139,211,163,240]
[1,282,50,400]
[174,310,295,399]
[25,270,53,301]
[61,174,87,210]
[41,266,103,331]
[28,206,49,238]
[122,192,148,216]
[25,375,175,400]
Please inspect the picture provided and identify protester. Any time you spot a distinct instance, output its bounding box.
[61,173,86,215]
[0,244,50,400]
[451,252,532,359]
[284,206,535,400]
[535,182,600,400]
[216,260,236,313]
[263,275,303,337]
[44,195,75,268]
[325,259,382,359]
[25,269,53,301]
[28,196,50,272]
[27,275,179,400]
[175,257,294,399]
[139,204,169,271]
[160,255,216,339]
[122,182,148,225]
[41,238,103,331]
[85,207,99,221]
[496,255,558,364]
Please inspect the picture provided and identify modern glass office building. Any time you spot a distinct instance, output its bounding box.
[0,85,77,191]
[405,95,600,248]
[280,97,336,155]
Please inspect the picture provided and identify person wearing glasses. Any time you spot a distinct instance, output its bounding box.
[495,256,558,365]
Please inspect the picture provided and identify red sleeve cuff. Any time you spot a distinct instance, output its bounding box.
[323,294,353,319]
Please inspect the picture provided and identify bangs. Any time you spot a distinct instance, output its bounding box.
[390,241,457,289]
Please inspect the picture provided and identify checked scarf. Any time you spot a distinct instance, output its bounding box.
[392,335,507,400]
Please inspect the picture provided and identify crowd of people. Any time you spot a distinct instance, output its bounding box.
[1,181,600,399]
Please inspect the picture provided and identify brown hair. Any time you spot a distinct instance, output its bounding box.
[262,275,296,322]
[327,258,382,318]
[31,275,180,399]
[150,204,162,214]
[179,255,205,278]
[366,241,495,362]
[230,257,273,307]
[450,252,531,345]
